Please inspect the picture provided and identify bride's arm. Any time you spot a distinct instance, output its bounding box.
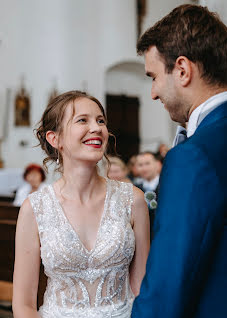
[13,198,41,318]
[129,186,150,296]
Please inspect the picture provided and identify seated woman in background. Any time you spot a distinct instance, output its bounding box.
[13,163,46,206]
[107,156,131,182]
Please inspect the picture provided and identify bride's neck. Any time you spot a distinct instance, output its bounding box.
[56,163,103,202]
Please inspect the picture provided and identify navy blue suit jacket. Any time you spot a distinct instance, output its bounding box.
[132,102,227,318]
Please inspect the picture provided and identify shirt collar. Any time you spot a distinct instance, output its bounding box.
[187,91,227,137]
[143,175,159,191]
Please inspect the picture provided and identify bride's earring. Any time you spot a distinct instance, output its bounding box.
[56,150,60,165]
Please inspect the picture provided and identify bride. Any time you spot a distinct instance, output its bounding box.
[12,90,150,318]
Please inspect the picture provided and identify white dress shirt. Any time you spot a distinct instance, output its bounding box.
[142,175,160,192]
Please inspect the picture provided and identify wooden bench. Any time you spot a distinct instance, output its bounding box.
[0,204,47,308]
[0,203,19,222]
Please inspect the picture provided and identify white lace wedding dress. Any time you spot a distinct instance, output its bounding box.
[29,178,135,318]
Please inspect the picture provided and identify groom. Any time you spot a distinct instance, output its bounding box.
[132,4,227,318]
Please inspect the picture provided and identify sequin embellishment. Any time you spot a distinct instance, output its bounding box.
[29,179,135,318]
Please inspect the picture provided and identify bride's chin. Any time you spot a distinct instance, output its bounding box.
[83,155,104,166]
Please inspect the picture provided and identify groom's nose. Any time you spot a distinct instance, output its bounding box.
[151,86,159,100]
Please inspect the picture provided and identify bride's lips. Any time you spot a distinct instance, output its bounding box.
[83,137,102,148]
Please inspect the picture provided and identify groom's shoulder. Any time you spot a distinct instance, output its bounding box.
[189,118,227,164]
[171,115,227,157]
[165,124,227,181]
[165,141,204,168]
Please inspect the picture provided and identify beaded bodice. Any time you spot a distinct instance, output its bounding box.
[29,179,135,318]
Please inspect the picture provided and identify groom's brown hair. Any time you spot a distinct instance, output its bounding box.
[137,4,227,87]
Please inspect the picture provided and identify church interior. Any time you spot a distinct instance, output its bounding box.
[0,0,225,316]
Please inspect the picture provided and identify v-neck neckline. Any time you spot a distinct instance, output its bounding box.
[49,178,109,254]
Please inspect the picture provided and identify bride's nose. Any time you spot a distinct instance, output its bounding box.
[89,120,102,133]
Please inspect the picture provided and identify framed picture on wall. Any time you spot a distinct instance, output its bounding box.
[14,86,30,126]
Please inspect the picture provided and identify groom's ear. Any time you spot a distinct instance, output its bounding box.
[174,56,193,87]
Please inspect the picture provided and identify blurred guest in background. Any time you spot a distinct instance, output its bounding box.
[153,152,164,174]
[135,152,161,193]
[13,163,46,206]
[135,151,162,239]
[127,154,144,186]
[108,156,131,182]
[157,143,169,159]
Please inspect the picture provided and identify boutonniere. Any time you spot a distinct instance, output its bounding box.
[144,191,157,209]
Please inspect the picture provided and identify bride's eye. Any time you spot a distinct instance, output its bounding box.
[97,118,106,124]
[77,118,86,123]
